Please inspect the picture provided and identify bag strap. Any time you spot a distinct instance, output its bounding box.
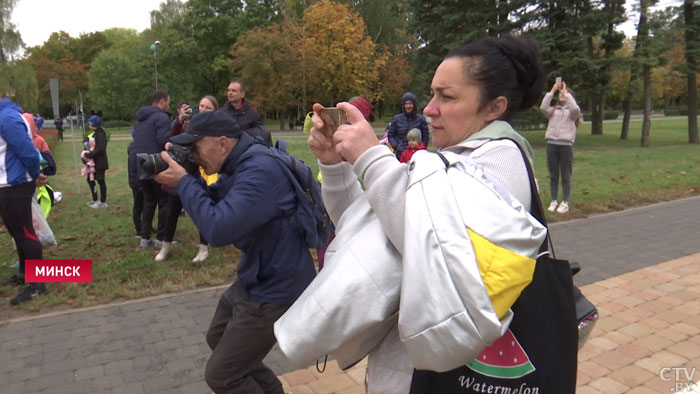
[497,138,558,258]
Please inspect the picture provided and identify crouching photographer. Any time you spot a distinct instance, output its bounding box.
[154,110,316,394]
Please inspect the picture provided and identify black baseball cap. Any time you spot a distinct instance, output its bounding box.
[170,110,242,144]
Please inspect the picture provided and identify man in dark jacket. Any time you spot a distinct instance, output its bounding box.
[219,80,272,146]
[387,92,430,159]
[154,111,315,394]
[132,90,171,247]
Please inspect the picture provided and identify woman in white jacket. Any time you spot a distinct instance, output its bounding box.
[307,36,546,393]
[539,81,581,214]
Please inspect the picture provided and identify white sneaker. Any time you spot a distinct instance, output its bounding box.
[547,201,558,212]
[192,244,209,262]
[155,242,172,261]
[556,201,569,213]
[87,200,99,208]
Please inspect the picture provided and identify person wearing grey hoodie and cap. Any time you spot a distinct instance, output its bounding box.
[387,92,429,159]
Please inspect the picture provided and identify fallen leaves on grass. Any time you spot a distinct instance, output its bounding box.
[60,236,76,240]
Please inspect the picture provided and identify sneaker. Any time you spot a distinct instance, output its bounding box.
[97,202,108,208]
[9,261,19,269]
[547,201,558,212]
[10,284,47,305]
[153,239,163,248]
[87,200,99,208]
[192,244,209,262]
[139,238,153,248]
[1,274,25,286]
[556,201,569,214]
[155,242,172,261]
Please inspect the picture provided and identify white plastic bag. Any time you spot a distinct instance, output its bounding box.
[31,198,57,246]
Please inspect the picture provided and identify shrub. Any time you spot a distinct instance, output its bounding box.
[103,119,133,129]
[664,108,688,116]
[605,111,619,120]
[582,111,619,121]
[39,129,59,151]
[511,108,548,131]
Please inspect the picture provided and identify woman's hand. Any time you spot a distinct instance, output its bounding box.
[550,82,562,94]
[560,82,568,97]
[332,102,379,164]
[178,105,191,121]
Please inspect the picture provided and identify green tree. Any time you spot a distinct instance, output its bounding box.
[88,49,147,120]
[0,0,22,62]
[0,60,37,111]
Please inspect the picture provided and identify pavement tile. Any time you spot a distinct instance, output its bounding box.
[658,327,691,342]
[587,376,629,394]
[625,387,663,394]
[283,369,316,386]
[592,349,636,370]
[606,364,655,387]
[308,373,356,394]
[336,386,366,394]
[576,387,604,394]
[308,360,343,379]
[289,385,315,394]
[618,322,655,339]
[577,370,593,386]
[667,341,700,360]
[577,360,611,379]
[652,350,689,366]
[586,336,619,352]
[616,343,653,360]
[594,316,627,333]
[600,331,635,346]
[636,334,676,352]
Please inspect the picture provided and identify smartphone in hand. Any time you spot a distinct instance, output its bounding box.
[318,107,348,137]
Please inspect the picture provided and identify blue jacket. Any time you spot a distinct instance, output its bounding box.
[132,105,171,178]
[127,141,139,188]
[0,98,40,187]
[387,92,429,156]
[177,133,316,304]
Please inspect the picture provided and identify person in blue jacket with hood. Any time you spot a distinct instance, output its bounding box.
[387,92,430,159]
[0,96,48,305]
[154,110,315,394]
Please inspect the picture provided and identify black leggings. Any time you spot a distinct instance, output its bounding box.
[546,143,573,203]
[87,169,107,202]
[0,182,43,277]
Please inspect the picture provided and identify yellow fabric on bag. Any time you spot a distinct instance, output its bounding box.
[36,185,52,218]
[468,228,536,318]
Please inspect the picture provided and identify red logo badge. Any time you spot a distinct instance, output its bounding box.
[25,260,93,283]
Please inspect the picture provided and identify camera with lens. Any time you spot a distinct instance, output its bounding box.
[137,143,199,180]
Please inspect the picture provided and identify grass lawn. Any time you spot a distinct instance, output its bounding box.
[1,116,698,314]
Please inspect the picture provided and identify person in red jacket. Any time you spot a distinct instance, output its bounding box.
[399,128,427,163]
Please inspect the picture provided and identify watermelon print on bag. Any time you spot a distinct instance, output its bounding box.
[466,329,535,379]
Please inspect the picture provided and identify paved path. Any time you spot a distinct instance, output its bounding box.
[1,196,699,393]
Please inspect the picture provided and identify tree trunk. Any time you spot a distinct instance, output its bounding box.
[685,0,700,143]
[620,79,634,139]
[590,90,604,135]
[641,63,652,147]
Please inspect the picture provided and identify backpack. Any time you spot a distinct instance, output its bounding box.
[239,140,334,250]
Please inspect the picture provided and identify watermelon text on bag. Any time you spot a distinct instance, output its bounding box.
[409,140,578,394]
[239,140,333,250]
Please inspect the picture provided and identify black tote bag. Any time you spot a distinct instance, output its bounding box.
[409,143,578,394]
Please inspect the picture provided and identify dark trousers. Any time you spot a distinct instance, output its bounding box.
[546,143,573,203]
[87,169,107,203]
[131,186,144,235]
[205,282,288,394]
[0,182,42,277]
[163,193,207,244]
[140,179,168,240]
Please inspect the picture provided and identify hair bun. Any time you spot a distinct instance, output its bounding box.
[496,37,545,111]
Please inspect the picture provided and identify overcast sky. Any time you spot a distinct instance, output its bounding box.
[11,0,165,49]
[10,0,684,52]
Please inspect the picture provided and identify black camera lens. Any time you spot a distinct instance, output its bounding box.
[137,153,169,179]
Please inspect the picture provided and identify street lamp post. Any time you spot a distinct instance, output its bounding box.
[150,41,161,90]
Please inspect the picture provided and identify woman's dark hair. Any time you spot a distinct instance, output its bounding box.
[445,35,545,121]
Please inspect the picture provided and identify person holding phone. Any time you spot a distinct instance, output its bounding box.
[539,78,581,214]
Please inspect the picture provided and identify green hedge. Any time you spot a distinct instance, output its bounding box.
[511,108,548,131]
[103,119,133,129]
[664,108,688,116]
[582,111,619,121]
